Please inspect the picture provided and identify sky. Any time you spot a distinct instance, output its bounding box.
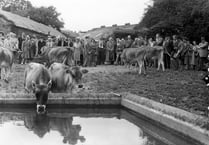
[28,0,151,32]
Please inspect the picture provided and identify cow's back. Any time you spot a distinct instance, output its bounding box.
[0,47,13,67]
[122,47,146,63]
[24,63,51,91]
[144,46,164,59]
[48,47,74,66]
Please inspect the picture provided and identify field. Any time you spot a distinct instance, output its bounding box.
[0,64,208,117]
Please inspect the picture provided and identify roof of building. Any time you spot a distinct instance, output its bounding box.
[0,9,65,37]
[79,24,137,40]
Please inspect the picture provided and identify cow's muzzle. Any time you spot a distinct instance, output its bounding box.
[36,105,46,114]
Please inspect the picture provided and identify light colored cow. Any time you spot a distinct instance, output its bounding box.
[24,62,52,113]
[0,46,17,82]
[49,62,88,93]
[121,46,165,74]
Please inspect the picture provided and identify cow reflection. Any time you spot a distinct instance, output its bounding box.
[24,113,85,144]
[24,113,49,138]
[50,117,85,144]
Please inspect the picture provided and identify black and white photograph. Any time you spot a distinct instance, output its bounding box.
[0,0,208,145]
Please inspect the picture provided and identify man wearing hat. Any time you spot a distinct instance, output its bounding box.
[125,35,133,48]
[46,36,54,48]
[197,36,208,71]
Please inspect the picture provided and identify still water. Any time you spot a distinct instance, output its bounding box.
[0,108,202,145]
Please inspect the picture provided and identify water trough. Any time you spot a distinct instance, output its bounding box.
[0,92,208,145]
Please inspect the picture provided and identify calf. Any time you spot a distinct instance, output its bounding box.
[24,62,52,113]
[49,62,88,93]
[0,47,18,82]
[121,46,164,74]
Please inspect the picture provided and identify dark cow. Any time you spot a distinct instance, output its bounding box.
[121,46,164,74]
[49,62,88,93]
[0,47,18,82]
[24,62,52,113]
[40,46,74,67]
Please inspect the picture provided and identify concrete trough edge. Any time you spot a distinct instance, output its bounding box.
[0,93,121,105]
[121,98,209,145]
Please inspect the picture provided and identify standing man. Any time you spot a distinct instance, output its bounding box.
[18,33,25,63]
[197,36,208,71]
[38,38,46,55]
[83,36,90,67]
[154,33,164,68]
[30,35,38,61]
[163,36,173,69]
[125,35,133,48]
[73,38,82,66]
[97,38,105,65]
[115,38,124,65]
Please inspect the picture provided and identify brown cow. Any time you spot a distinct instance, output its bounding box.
[49,62,88,93]
[0,46,18,82]
[40,47,74,67]
[24,62,52,113]
[121,46,164,74]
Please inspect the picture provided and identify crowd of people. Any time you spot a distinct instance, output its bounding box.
[0,31,208,71]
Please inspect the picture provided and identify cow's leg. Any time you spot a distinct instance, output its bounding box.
[143,60,147,75]
[161,60,165,71]
[138,61,142,75]
[157,59,161,71]
[2,67,8,83]
[4,67,9,83]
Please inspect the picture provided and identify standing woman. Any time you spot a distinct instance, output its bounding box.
[22,35,31,64]
[191,41,198,70]
[105,37,115,65]
[73,38,81,66]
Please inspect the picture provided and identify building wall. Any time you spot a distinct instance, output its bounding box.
[0,16,48,39]
[13,26,47,38]
[0,17,12,35]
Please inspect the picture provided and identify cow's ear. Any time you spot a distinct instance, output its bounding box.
[81,69,88,74]
[47,80,52,89]
[32,81,36,89]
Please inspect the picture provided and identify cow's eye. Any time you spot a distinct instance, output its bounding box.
[35,92,41,99]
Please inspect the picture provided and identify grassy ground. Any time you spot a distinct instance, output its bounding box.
[0,64,208,117]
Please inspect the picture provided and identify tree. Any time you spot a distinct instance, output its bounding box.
[26,6,64,31]
[0,0,33,12]
[0,0,64,31]
[135,0,209,41]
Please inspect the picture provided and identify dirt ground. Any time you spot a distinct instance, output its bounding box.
[0,64,208,117]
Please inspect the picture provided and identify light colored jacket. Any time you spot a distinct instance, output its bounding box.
[198,41,208,57]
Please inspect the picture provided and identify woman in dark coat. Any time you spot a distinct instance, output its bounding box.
[22,35,31,64]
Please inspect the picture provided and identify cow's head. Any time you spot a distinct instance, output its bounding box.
[67,66,88,89]
[32,80,52,114]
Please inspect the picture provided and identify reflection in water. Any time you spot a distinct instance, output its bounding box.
[0,111,150,145]
[24,113,85,145]
[0,108,199,145]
